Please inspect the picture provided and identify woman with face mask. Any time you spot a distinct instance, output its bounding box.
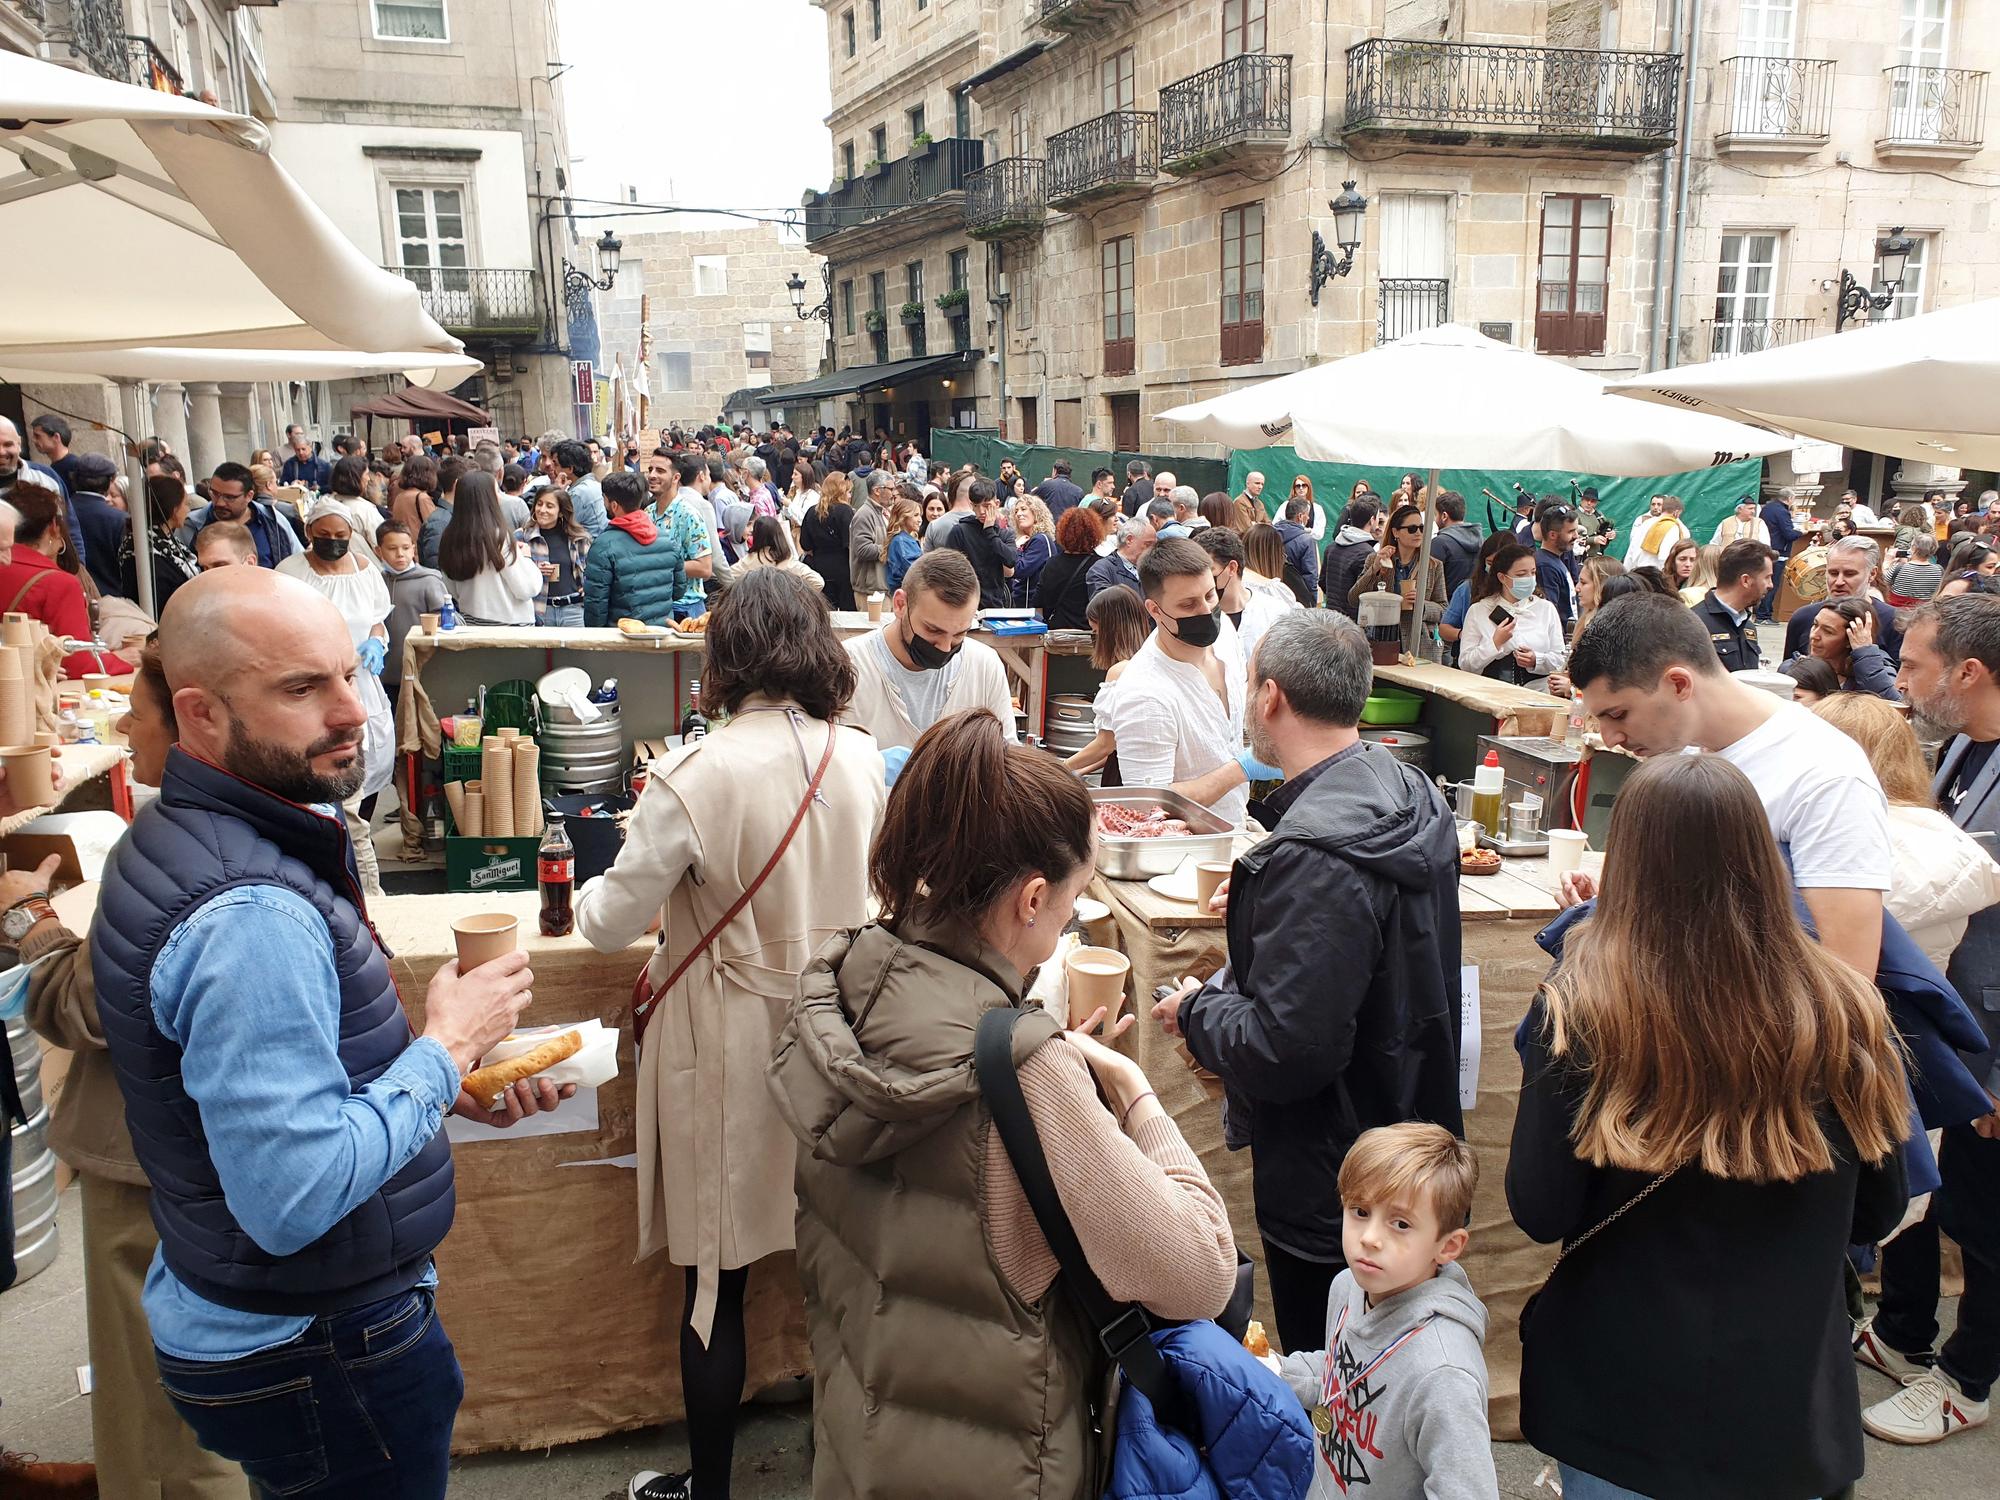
[276,499,394,890]
[1457,542,1568,687]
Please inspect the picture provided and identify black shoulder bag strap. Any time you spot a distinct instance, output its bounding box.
[974,1006,1177,1417]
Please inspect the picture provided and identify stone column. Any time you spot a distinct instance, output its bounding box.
[150,382,191,463]
[187,383,227,475]
[218,383,257,461]
[1889,461,1967,508]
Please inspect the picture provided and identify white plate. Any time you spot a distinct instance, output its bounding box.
[537,665,592,702]
[1147,868,1201,904]
[1073,896,1109,926]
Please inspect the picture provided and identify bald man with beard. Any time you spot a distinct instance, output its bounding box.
[91,568,569,1497]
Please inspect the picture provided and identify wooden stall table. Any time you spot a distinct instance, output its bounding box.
[1370,662,1566,785]
[1092,841,1603,1440]
[373,890,810,1455]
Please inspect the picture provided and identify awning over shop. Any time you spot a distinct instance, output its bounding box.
[756,351,978,406]
[350,386,491,424]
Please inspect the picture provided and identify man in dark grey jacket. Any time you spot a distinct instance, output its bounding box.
[1154,609,1463,1355]
[1868,594,2000,1444]
[1429,490,1484,600]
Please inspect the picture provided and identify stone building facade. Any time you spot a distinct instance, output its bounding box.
[803,0,1998,499]
[606,226,827,434]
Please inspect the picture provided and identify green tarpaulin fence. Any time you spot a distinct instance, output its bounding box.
[1225,446,1767,546]
[929,431,1230,497]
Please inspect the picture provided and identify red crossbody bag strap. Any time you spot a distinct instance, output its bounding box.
[630,724,839,1048]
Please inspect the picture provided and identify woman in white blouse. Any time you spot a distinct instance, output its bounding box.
[436,472,546,625]
[1458,541,1568,688]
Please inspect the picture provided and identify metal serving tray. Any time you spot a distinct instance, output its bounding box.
[1089,787,1236,881]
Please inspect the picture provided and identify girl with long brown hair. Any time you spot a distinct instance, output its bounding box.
[800,468,856,609]
[770,709,1235,1499]
[1510,753,1910,1500]
[1061,585,1151,779]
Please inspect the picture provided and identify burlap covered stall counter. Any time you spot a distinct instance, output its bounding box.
[1091,846,1604,1441]
[372,890,809,1456]
[394,618,1060,760]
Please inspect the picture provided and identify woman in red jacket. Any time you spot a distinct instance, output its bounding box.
[1,483,132,677]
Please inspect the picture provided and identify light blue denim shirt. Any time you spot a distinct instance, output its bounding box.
[141,883,460,1361]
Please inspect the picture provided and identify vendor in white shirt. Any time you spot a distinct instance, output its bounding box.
[1457,542,1569,689]
[1099,536,1269,828]
[1625,493,1691,571]
[842,549,1016,751]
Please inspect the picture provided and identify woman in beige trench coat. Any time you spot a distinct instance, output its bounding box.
[575,569,885,1500]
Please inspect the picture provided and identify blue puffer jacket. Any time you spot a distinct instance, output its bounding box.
[1106,1319,1315,1500]
[584,511,684,627]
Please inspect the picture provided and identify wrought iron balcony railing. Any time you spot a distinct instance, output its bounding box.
[804,137,985,245]
[1696,316,1817,361]
[388,266,543,336]
[1047,111,1158,207]
[1161,53,1291,169]
[964,157,1047,238]
[1715,56,1833,139]
[1345,39,1680,146]
[1881,65,1988,150]
[1378,279,1451,346]
[45,0,135,87]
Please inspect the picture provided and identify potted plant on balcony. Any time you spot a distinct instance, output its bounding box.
[935,287,970,317]
[802,188,822,207]
[899,300,926,326]
[911,131,935,160]
[864,157,888,179]
[863,308,887,333]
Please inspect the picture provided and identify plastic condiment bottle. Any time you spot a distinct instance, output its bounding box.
[1470,749,1505,836]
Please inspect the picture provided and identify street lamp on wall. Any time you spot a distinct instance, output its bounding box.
[562,230,622,314]
[1836,226,1915,331]
[787,264,834,323]
[1309,180,1368,308]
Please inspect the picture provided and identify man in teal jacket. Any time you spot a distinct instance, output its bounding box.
[585,471,685,627]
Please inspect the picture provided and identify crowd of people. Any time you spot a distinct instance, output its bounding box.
[5,411,2000,1500]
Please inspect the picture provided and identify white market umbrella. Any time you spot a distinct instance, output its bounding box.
[1159,325,1794,650]
[0,49,463,358]
[0,346,481,388]
[1605,298,2000,470]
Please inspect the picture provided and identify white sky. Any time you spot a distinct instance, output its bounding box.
[555,0,833,235]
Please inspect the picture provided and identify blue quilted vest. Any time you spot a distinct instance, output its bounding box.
[94,747,455,1315]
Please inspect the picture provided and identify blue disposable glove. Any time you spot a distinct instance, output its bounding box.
[881,746,912,788]
[1237,746,1282,782]
[358,637,387,676]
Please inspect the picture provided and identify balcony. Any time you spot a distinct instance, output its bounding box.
[965,157,1047,240]
[803,137,985,254]
[1714,56,1833,156]
[1037,0,1143,36]
[1378,278,1450,346]
[1692,316,1818,361]
[1343,39,1679,157]
[1877,66,1988,161]
[1047,111,1157,210]
[388,266,543,339]
[1162,53,1291,176]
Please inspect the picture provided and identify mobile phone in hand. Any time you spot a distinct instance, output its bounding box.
[1489,605,1513,626]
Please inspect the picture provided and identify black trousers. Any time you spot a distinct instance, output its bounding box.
[1875,1125,2000,1401]
[1263,1238,1343,1358]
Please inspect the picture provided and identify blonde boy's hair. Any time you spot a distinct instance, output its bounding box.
[1337,1122,1478,1232]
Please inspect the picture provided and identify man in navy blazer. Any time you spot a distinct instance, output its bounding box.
[1862,595,2000,1445]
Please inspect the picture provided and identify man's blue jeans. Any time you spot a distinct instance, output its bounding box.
[157,1287,462,1498]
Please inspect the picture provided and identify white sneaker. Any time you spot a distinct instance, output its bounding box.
[1861,1370,1991,1444]
[1852,1319,1933,1384]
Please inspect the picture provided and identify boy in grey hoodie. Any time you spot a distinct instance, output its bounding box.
[1274,1123,1499,1500]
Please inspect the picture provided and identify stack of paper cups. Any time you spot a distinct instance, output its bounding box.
[0,645,27,748]
[443,781,467,833]
[481,736,515,837]
[511,740,541,837]
[463,789,485,837]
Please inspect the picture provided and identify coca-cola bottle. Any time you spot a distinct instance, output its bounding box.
[538,818,575,937]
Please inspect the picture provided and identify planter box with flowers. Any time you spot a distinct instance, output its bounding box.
[863,159,888,180]
[862,309,887,333]
[911,132,936,160]
[935,288,970,316]
[899,301,926,326]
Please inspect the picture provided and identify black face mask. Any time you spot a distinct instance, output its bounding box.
[311,536,351,562]
[902,617,960,672]
[1165,606,1222,649]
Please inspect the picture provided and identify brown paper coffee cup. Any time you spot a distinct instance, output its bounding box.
[1064,945,1131,1029]
[1,745,57,809]
[419,613,441,634]
[1195,861,1231,910]
[452,913,517,971]
[462,789,484,838]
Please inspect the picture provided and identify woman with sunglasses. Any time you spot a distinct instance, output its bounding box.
[1286,474,1326,542]
[1347,502,1447,641]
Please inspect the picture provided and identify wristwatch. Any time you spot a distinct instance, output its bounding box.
[1,895,56,947]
